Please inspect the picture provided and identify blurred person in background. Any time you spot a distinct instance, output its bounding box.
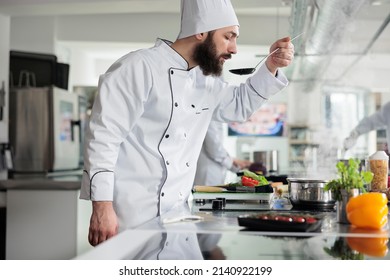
[194,120,252,186]
[344,101,390,154]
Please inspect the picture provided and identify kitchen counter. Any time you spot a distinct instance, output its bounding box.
[0,170,83,191]
[75,201,390,260]
[1,170,92,260]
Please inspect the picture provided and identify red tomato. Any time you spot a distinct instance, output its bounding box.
[241,176,259,187]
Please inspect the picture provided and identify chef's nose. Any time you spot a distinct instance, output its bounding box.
[229,41,238,55]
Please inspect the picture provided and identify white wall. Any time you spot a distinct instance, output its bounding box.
[10,16,57,53]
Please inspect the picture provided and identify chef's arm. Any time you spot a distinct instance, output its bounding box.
[344,104,389,150]
[212,60,288,124]
[80,54,151,201]
[232,158,252,171]
[354,109,387,135]
[88,201,118,246]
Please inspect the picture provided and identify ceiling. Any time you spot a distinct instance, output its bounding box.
[0,0,291,16]
[1,0,390,92]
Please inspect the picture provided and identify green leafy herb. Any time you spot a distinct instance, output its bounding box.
[324,158,373,201]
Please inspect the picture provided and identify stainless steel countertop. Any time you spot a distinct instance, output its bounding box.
[75,202,390,260]
[0,170,82,191]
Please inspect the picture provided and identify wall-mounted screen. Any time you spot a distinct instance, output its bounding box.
[228,103,287,137]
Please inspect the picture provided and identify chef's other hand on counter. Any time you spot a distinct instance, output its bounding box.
[265,36,295,76]
[88,201,118,247]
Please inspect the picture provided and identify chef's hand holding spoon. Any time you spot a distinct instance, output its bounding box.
[265,36,295,76]
[229,33,301,76]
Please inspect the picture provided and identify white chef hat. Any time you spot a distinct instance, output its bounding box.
[177,0,239,39]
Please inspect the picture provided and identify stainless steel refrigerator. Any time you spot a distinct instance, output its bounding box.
[9,86,81,173]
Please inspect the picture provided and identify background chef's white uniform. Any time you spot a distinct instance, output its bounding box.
[344,101,390,150]
[80,0,289,231]
[194,120,239,186]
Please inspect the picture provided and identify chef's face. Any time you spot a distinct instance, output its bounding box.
[193,26,239,76]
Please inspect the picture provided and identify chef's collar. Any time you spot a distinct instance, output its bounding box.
[156,38,191,70]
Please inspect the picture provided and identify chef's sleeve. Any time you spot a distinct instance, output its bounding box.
[80,54,152,201]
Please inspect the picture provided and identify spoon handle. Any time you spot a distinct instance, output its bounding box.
[254,32,304,69]
[253,48,279,69]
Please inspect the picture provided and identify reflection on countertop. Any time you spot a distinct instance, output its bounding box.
[75,203,390,260]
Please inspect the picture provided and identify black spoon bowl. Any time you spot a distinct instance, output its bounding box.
[229,67,256,75]
[229,48,279,75]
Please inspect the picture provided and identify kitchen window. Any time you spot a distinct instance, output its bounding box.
[323,85,376,158]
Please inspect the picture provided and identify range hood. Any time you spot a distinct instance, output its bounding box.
[286,0,390,92]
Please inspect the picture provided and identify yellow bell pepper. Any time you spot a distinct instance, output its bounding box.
[347,228,389,257]
[346,192,389,230]
[346,192,388,213]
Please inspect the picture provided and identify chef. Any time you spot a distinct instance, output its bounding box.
[344,101,390,152]
[80,0,294,246]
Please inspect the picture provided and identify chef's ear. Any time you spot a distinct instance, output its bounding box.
[195,33,205,41]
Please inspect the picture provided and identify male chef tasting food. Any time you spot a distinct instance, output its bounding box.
[80,0,295,246]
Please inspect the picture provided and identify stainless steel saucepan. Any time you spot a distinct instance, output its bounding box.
[287,178,335,209]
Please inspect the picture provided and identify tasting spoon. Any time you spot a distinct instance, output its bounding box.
[229,32,304,75]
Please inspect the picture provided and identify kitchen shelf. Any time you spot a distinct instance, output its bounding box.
[288,125,319,168]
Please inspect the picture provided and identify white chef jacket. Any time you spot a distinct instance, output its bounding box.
[80,38,288,231]
[354,101,390,148]
[194,120,238,186]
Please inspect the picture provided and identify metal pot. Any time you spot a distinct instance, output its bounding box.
[287,178,335,209]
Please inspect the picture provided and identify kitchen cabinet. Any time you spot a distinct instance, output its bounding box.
[0,175,92,260]
[288,125,319,172]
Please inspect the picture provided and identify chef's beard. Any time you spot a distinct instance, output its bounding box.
[193,32,229,77]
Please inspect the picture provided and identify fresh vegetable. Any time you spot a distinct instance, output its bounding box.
[227,169,269,188]
[241,176,259,187]
[324,159,373,201]
[346,228,389,257]
[346,192,388,230]
[346,192,388,212]
[242,170,269,186]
